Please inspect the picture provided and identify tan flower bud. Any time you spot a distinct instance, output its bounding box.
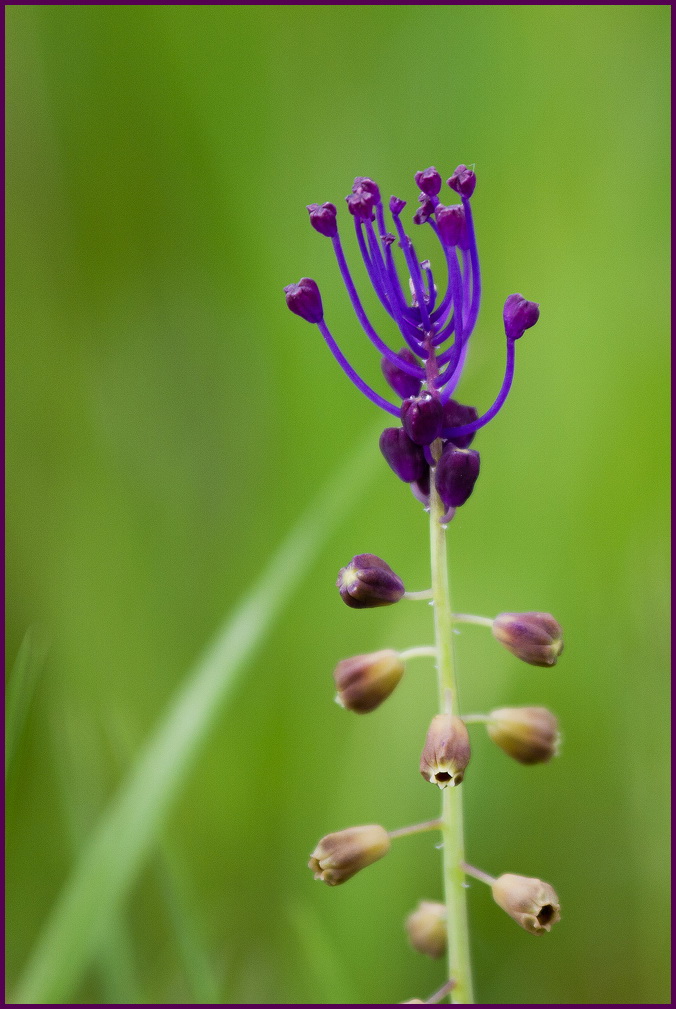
[492,612,563,667]
[333,649,405,713]
[405,900,447,958]
[308,825,390,886]
[420,714,471,787]
[491,873,561,935]
[486,707,560,764]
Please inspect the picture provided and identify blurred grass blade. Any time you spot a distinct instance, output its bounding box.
[14,430,380,1005]
[289,902,358,1005]
[5,626,49,780]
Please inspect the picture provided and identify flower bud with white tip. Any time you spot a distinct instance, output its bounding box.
[337,554,405,609]
[492,612,563,667]
[420,713,471,787]
[309,825,390,886]
[491,873,561,935]
[333,649,404,713]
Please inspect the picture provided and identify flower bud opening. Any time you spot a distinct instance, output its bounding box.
[307,202,338,238]
[337,553,405,609]
[405,900,447,958]
[333,649,405,713]
[503,293,540,341]
[420,713,471,787]
[492,612,563,667]
[491,873,561,935]
[309,825,390,886]
[487,707,560,764]
[447,164,477,198]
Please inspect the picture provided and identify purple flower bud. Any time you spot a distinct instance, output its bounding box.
[381,232,395,246]
[447,164,477,198]
[389,195,407,215]
[435,204,467,248]
[401,394,443,446]
[414,166,442,197]
[346,190,375,220]
[381,348,423,399]
[337,553,405,609]
[352,176,381,202]
[503,294,540,341]
[492,612,563,667]
[434,445,480,508]
[379,428,427,483]
[413,195,435,226]
[284,277,323,324]
[442,399,479,449]
[307,202,338,238]
[410,469,431,507]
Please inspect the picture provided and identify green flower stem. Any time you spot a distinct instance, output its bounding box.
[403,589,435,601]
[429,454,475,1005]
[453,613,494,628]
[399,646,438,662]
[462,862,496,887]
[388,818,442,840]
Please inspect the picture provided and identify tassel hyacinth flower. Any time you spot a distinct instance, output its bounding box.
[285,166,563,1003]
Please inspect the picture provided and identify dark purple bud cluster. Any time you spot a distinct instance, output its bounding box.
[285,164,542,519]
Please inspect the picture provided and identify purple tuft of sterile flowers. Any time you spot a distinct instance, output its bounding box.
[285,166,540,518]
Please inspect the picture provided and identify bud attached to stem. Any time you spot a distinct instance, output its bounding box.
[309,825,390,886]
[333,649,404,713]
[492,612,563,667]
[486,707,560,764]
[491,873,561,935]
[420,714,471,787]
[337,554,405,609]
[405,900,447,958]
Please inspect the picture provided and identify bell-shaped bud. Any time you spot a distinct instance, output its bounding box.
[413,194,435,225]
[487,707,560,764]
[492,612,563,667]
[337,553,405,609]
[435,204,468,248]
[389,195,407,215]
[447,164,477,198]
[434,446,480,508]
[405,900,447,958]
[346,189,375,220]
[420,713,471,787]
[379,428,427,483]
[334,649,405,713]
[284,277,323,323]
[353,176,381,202]
[503,293,540,341]
[309,825,390,885]
[441,399,479,449]
[415,166,442,197]
[307,202,338,237]
[401,394,443,446]
[381,348,423,400]
[491,873,561,935]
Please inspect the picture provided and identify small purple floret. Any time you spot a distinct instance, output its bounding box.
[307,202,338,238]
[413,195,435,226]
[401,394,443,446]
[442,399,479,449]
[284,277,323,324]
[379,428,427,483]
[381,348,423,400]
[503,294,540,341]
[447,164,477,199]
[389,195,406,215]
[434,446,481,508]
[415,166,442,197]
[346,190,375,220]
[435,205,467,248]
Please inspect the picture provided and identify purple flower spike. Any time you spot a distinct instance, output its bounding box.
[389,195,407,215]
[413,195,435,226]
[503,294,540,341]
[284,277,323,323]
[307,202,338,238]
[447,164,477,199]
[381,348,423,400]
[435,205,468,248]
[415,167,442,197]
[442,399,479,449]
[401,394,443,446]
[346,190,376,220]
[353,176,381,202]
[434,446,481,508]
[379,428,427,483]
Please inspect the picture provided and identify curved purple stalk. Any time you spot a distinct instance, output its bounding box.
[422,261,437,313]
[442,338,516,437]
[317,319,400,417]
[429,222,458,331]
[461,196,482,335]
[375,202,418,323]
[392,213,431,330]
[331,233,425,375]
[439,340,468,402]
[353,217,393,317]
[362,220,427,356]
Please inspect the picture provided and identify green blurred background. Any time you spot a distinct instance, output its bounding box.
[6,5,670,1005]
